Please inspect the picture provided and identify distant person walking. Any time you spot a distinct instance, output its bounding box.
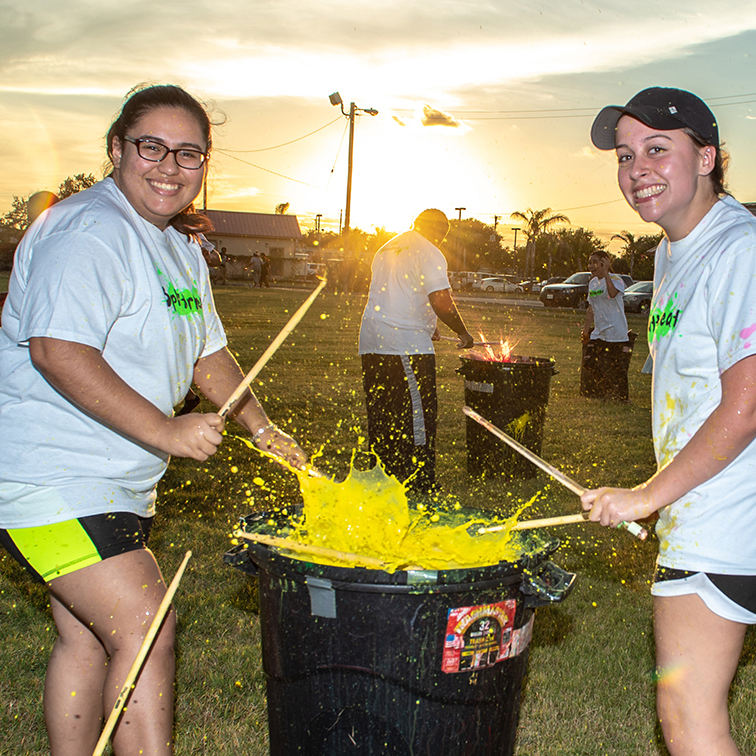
[247,251,262,287]
[359,209,474,495]
[217,246,229,285]
[580,249,633,401]
[259,252,271,288]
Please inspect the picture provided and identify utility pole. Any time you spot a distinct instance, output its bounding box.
[330,92,378,236]
[511,227,520,276]
[455,207,466,220]
[345,101,356,235]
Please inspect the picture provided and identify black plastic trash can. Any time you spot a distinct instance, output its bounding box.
[458,356,556,480]
[225,511,575,756]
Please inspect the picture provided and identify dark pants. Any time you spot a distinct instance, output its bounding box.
[580,333,636,401]
[361,353,437,494]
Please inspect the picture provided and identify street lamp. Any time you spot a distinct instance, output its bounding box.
[330,92,378,235]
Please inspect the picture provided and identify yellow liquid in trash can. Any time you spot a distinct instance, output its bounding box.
[277,461,528,572]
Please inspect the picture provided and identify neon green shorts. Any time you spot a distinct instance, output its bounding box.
[0,512,153,584]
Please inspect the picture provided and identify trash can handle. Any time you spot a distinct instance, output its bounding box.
[223,544,258,576]
[520,561,576,609]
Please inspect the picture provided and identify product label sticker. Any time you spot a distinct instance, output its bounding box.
[441,599,517,674]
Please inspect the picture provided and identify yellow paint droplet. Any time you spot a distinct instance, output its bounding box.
[253,477,265,486]
[592,602,597,607]
[231,466,239,473]
[71,691,76,697]
[320,313,327,320]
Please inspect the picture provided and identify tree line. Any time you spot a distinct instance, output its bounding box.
[303,207,661,284]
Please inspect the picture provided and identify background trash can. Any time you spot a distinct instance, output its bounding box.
[458,356,557,480]
[225,511,575,756]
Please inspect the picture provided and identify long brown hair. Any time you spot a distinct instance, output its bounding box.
[106,84,218,236]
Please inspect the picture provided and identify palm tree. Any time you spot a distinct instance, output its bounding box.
[611,230,636,276]
[510,207,570,279]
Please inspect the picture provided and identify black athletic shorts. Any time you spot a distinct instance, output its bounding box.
[654,565,756,615]
[0,512,153,585]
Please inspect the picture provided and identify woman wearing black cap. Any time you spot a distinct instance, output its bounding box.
[582,88,756,756]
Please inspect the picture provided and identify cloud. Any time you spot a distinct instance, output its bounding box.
[576,146,599,159]
[421,104,462,128]
[2,1,756,104]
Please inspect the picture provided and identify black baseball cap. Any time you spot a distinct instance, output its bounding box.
[591,87,718,150]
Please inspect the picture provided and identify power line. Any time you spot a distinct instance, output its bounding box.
[556,198,627,212]
[214,149,322,188]
[393,93,756,121]
[220,116,342,153]
[214,113,351,191]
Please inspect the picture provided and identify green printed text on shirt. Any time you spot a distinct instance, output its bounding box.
[648,295,681,342]
[157,268,202,318]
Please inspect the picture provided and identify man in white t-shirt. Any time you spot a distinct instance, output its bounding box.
[359,209,474,494]
[580,250,633,400]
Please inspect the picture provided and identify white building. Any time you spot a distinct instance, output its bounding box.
[202,210,304,279]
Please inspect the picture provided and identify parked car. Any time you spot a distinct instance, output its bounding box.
[530,276,565,295]
[623,280,653,313]
[472,276,524,294]
[306,262,326,279]
[540,272,633,309]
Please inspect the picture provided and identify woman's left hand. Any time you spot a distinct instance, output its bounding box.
[255,425,308,469]
[580,486,657,527]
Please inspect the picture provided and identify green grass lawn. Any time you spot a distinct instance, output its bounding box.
[1,284,754,755]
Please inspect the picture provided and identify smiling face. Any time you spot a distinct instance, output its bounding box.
[615,115,717,241]
[111,107,207,230]
[587,253,609,279]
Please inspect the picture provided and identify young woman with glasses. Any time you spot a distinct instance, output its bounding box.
[0,84,306,755]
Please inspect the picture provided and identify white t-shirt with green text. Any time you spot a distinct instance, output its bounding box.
[0,178,227,527]
[650,195,756,573]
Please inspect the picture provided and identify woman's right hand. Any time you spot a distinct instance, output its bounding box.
[580,485,658,528]
[161,412,225,461]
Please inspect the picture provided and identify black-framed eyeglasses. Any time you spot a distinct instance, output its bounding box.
[123,136,207,170]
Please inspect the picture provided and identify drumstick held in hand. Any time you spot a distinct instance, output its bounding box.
[462,406,647,540]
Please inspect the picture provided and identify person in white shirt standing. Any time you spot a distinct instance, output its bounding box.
[582,86,756,756]
[0,83,306,756]
[580,249,633,401]
[359,209,473,495]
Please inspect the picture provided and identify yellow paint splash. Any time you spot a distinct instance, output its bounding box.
[237,439,533,572]
[292,462,527,571]
[506,412,530,440]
